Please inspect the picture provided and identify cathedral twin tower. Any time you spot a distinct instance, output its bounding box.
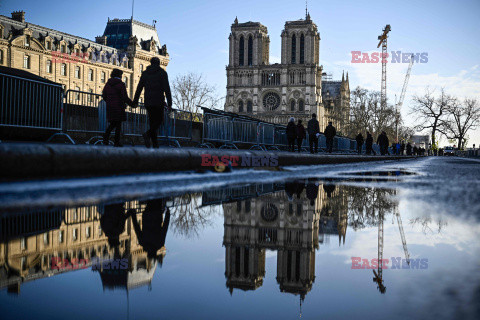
[226,14,326,126]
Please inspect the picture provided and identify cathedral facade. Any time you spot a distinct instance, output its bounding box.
[225,14,350,132]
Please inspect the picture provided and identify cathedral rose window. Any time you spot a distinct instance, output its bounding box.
[263,92,280,110]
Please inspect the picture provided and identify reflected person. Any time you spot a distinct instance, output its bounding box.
[129,198,171,262]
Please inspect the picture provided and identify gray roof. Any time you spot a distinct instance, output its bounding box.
[322,81,342,99]
[0,14,117,55]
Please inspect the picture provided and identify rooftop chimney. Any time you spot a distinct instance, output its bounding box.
[11,11,26,23]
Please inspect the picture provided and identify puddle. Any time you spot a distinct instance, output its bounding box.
[1,180,478,320]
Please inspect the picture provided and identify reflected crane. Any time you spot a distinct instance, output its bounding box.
[372,206,410,294]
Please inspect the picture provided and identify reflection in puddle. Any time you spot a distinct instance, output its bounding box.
[0,180,478,319]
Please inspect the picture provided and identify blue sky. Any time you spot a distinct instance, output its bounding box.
[2,0,480,146]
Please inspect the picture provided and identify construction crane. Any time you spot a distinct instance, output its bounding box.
[377,25,391,111]
[373,207,386,294]
[395,54,414,142]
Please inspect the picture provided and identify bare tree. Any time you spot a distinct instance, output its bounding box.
[411,88,454,149]
[439,98,480,150]
[172,72,222,117]
[348,86,408,141]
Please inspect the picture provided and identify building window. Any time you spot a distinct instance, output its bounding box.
[247,36,253,66]
[88,69,93,81]
[44,233,49,245]
[247,100,253,113]
[238,100,244,113]
[298,99,304,112]
[73,229,78,241]
[46,60,52,73]
[21,237,27,250]
[74,66,80,79]
[290,100,295,111]
[300,34,305,64]
[25,36,30,47]
[86,227,91,239]
[124,76,128,88]
[0,50,4,64]
[98,225,103,236]
[61,44,66,53]
[75,48,80,56]
[46,41,51,50]
[59,231,64,243]
[88,89,94,103]
[101,71,106,83]
[23,55,30,69]
[291,34,296,64]
[75,87,80,100]
[140,64,144,72]
[239,36,244,66]
[61,63,66,76]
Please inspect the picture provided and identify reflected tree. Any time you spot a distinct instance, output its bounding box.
[169,193,215,238]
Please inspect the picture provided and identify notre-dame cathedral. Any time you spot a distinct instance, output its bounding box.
[225,13,350,132]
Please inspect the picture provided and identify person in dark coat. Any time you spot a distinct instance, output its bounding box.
[413,146,418,156]
[307,113,320,154]
[100,202,128,248]
[400,142,406,155]
[406,142,412,155]
[365,132,374,155]
[306,179,319,206]
[355,133,364,154]
[324,121,337,153]
[296,119,306,153]
[130,198,170,261]
[133,57,172,148]
[102,68,134,147]
[286,117,296,152]
[377,131,389,155]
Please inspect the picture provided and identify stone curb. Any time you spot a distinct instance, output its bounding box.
[0,143,417,179]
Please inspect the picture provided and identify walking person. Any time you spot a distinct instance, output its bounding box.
[102,68,134,147]
[406,142,412,155]
[365,131,374,155]
[296,119,306,153]
[133,57,172,148]
[286,117,296,152]
[377,131,389,155]
[400,141,406,155]
[307,114,320,154]
[324,121,336,153]
[355,133,364,154]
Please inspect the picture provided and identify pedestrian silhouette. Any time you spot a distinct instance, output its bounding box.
[306,179,319,206]
[130,198,170,262]
[296,119,306,153]
[406,142,412,155]
[100,202,128,248]
[377,131,390,155]
[133,57,172,148]
[355,133,364,154]
[324,121,336,153]
[102,68,134,147]
[286,117,296,152]
[365,132,374,155]
[307,114,320,154]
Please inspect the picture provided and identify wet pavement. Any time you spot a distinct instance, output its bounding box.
[0,157,479,320]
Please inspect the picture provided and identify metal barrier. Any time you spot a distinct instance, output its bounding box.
[56,90,192,146]
[0,72,64,135]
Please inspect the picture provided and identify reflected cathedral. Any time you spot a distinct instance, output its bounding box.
[221,180,350,301]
